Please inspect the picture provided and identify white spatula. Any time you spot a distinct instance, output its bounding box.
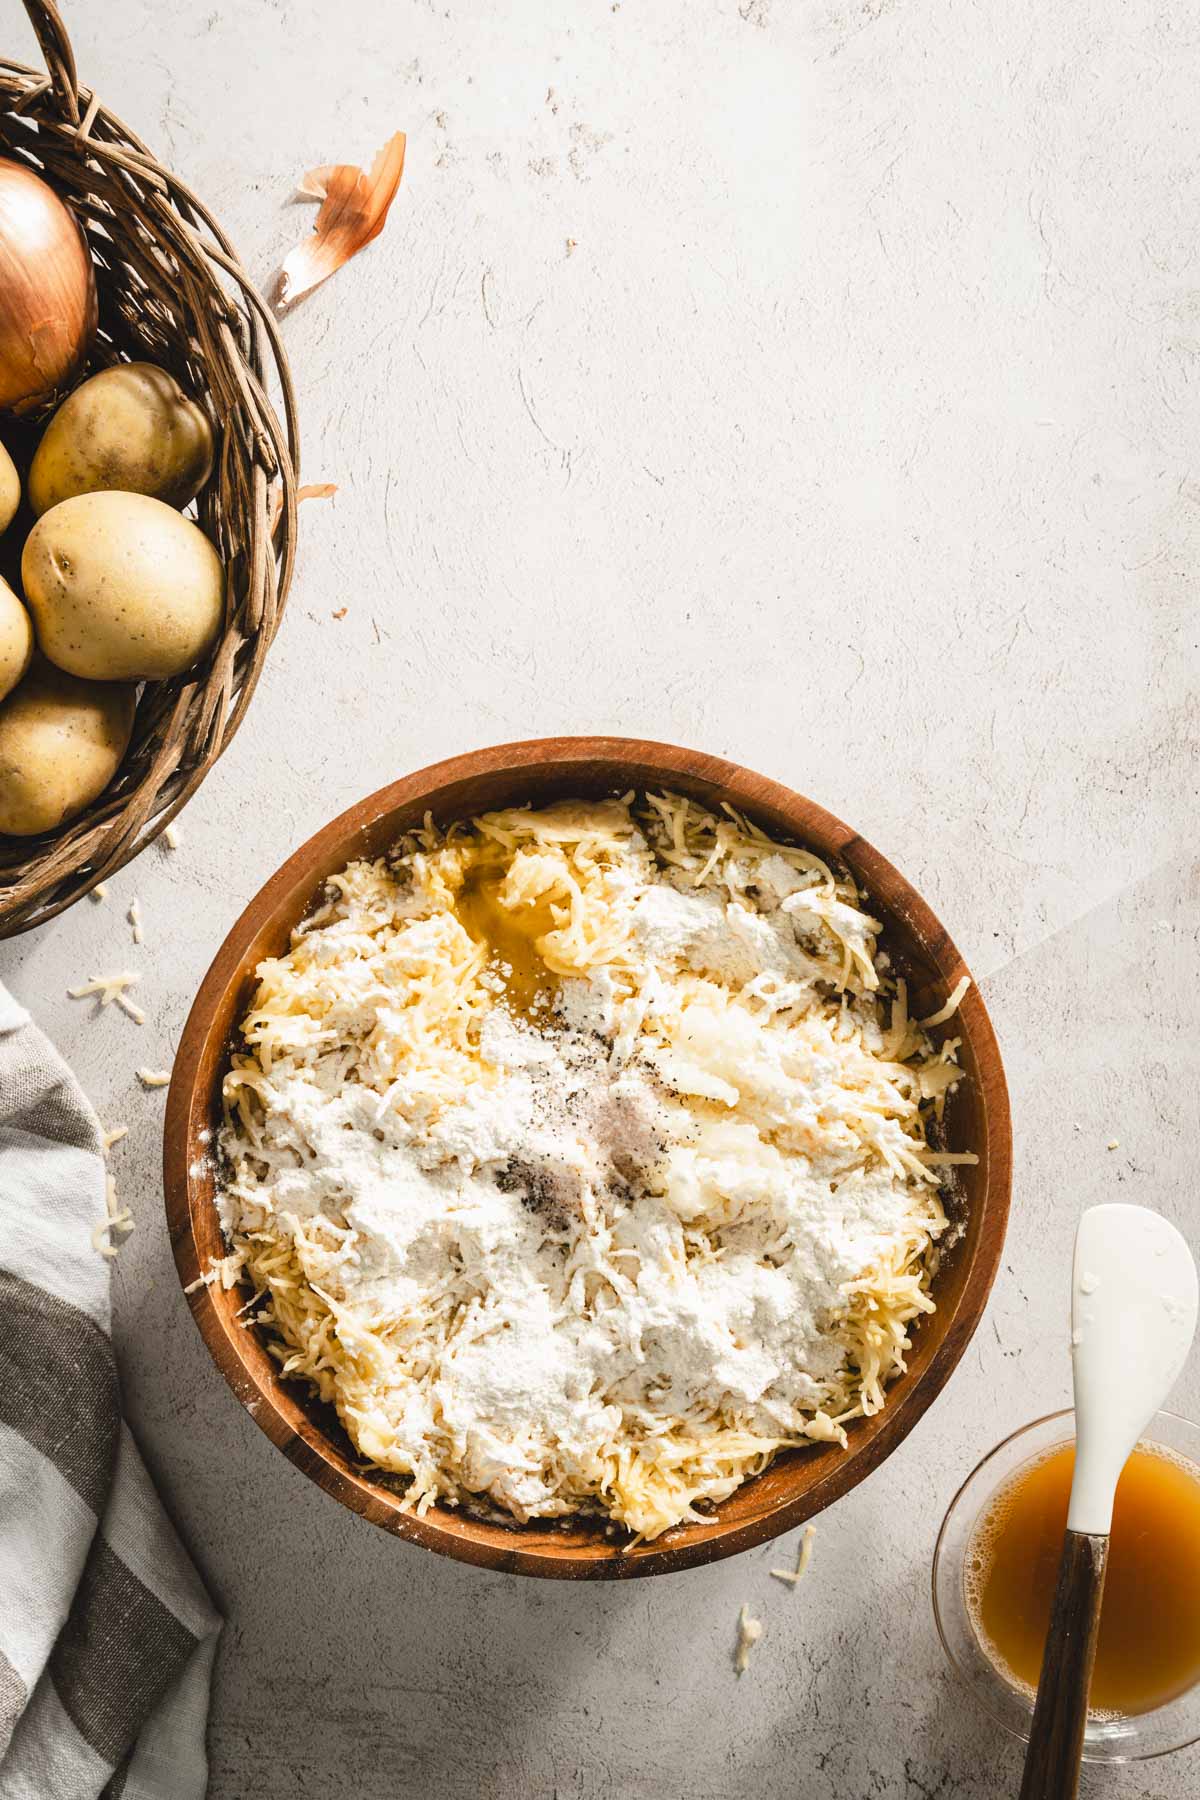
[1018,1203,1198,1800]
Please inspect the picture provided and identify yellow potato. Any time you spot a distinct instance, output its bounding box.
[29,362,214,516]
[0,440,18,535]
[0,577,32,702]
[0,660,135,836]
[23,491,225,681]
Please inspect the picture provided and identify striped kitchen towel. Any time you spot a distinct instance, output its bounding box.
[0,982,220,1800]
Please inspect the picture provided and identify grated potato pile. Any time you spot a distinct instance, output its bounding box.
[216,793,975,1539]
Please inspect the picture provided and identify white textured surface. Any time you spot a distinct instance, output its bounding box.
[2,0,1198,1793]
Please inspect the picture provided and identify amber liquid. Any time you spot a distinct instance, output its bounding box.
[967,1442,1200,1716]
[456,865,556,1021]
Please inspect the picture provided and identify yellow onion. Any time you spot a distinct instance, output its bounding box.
[0,159,97,414]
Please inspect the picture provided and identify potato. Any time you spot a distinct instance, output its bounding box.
[29,362,214,516]
[23,491,225,681]
[0,577,32,703]
[0,439,18,535]
[0,660,134,836]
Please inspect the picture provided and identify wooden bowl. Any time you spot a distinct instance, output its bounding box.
[164,737,1011,1579]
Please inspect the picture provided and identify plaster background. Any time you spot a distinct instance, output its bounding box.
[2,0,1197,1793]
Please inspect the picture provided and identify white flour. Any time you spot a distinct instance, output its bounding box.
[219,795,962,1535]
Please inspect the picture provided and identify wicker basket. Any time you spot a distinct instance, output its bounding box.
[0,0,298,937]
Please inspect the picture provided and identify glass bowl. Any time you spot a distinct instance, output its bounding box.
[932,1408,1200,1762]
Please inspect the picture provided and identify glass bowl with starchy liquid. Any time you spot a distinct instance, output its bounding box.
[932,1409,1200,1761]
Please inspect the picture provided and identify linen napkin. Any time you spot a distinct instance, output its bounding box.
[0,982,220,1800]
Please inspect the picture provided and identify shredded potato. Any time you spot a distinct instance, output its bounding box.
[218,793,974,1540]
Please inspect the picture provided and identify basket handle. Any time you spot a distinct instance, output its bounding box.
[21,0,81,126]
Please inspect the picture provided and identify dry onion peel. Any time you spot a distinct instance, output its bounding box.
[280,133,406,304]
[295,168,335,202]
[270,481,338,534]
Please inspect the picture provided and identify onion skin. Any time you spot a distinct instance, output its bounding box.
[0,160,97,415]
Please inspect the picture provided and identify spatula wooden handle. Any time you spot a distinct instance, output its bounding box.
[1018,1529,1110,1800]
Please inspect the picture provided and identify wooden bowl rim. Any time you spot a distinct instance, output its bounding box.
[164,735,1012,1579]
